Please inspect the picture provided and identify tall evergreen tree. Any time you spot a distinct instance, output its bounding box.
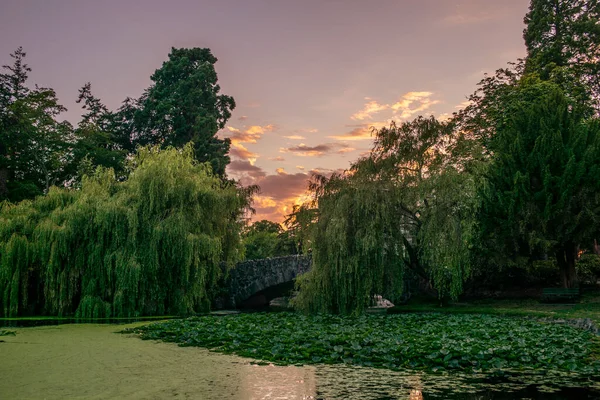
[524,0,600,109]
[458,0,600,148]
[479,79,600,288]
[0,47,31,199]
[0,48,73,201]
[70,83,127,181]
[124,47,235,176]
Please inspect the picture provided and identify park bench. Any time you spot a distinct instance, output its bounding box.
[541,288,580,303]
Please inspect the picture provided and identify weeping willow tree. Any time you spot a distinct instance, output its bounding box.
[294,116,480,314]
[0,144,251,317]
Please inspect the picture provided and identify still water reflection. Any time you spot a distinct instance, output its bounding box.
[312,365,600,399]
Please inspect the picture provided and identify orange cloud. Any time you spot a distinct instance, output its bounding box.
[225,124,275,146]
[390,91,439,119]
[329,121,389,141]
[329,125,372,141]
[337,147,356,154]
[351,100,389,120]
[341,92,439,139]
[220,123,276,163]
[227,159,267,186]
[252,171,342,222]
[229,143,258,163]
[237,165,348,222]
[283,135,306,140]
[250,169,313,222]
[228,160,266,176]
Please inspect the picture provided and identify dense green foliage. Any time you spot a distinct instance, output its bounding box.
[71,82,128,179]
[0,48,73,201]
[478,80,600,288]
[447,0,600,290]
[286,0,600,309]
[124,313,600,375]
[0,46,235,203]
[2,0,600,320]
[242,220,296,260]
[524,0,600,109]
[291,0,600,309]
[294,117,479,314]
[0,145,250,318]
[577,254,600,285]
[121,48,235,176]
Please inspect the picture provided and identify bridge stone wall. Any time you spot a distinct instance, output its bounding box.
[223,254,311,308]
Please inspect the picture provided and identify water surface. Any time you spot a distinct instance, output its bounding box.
[1,323,598,399]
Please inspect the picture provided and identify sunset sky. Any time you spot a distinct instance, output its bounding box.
[0,0,529,222]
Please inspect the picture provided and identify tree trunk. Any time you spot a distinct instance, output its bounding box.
[402,236,428,281]
[401,235,440,299]
[0,167,8,199]
[556,242,578,288]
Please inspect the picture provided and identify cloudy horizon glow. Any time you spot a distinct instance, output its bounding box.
[0,0,530,222]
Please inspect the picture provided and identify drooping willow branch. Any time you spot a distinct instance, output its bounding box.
[0,144,251,318]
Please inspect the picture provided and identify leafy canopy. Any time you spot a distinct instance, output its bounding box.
[242,220,296,260]
[294,116,479,314]
[456,0,600,287]
[0,47,73,202]
[524,0,600,110]
[0,46,237,203]
[122,47,236,176]
[478,79,600,288]
[0,145,250,318]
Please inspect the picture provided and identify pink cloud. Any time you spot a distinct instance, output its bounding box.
[229,143,258,162]
[280,142,353,157]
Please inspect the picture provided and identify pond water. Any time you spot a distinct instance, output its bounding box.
[1,322,598,399]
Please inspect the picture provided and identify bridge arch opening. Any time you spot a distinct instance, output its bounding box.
[238,280,295,309]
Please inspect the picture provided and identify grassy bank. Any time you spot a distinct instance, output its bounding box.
[0,316,178,328]
[389,292,600,325]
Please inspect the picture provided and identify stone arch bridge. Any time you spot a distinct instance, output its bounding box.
[222,255,311,308]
